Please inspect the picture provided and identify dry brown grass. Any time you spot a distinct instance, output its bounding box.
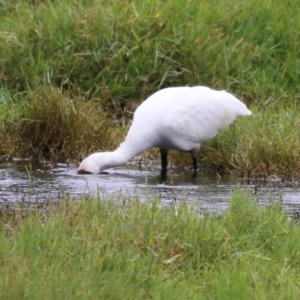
[3,85,127,160]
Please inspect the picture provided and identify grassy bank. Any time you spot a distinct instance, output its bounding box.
[0,191,300,299]
[1,0,299,101]
[1,0,300,176]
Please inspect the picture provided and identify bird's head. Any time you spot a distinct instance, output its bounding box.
[77,153,106,174]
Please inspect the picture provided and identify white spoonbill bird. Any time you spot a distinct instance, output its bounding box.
[78,86,251,177]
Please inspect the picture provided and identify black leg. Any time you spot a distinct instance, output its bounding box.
[192,156,198,178]
[160,148,168,179]
[190,150,198,178]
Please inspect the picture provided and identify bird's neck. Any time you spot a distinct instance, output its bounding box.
[101,142,139,170]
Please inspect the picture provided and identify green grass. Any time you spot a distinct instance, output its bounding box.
[1,0,300,176]
[200,101,300,178]
[1,0,299,102]
[0,190,300,299]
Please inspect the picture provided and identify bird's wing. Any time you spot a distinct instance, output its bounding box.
[160,89,249,144]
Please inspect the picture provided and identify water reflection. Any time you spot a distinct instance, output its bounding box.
[1,158,300,214]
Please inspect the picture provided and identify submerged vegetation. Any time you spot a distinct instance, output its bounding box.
[0,0,300,177]
[1,191,300,299]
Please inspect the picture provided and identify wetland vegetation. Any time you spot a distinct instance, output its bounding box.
[1,191,300,299]
[0,0,300,178]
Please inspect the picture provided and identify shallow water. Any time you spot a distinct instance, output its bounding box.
[1,158,300,214]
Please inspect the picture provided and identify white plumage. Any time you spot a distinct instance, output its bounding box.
[78,86,251,176]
